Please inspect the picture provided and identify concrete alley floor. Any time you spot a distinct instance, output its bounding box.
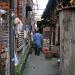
[22,52,59,75]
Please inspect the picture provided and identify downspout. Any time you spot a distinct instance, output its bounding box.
[49,26,52,51]
[17,0,20,17]
[8,0,15,75]
[53,25,56,45]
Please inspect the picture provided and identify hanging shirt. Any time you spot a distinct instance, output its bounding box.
[25,24,32,33]
[14,17,23,34]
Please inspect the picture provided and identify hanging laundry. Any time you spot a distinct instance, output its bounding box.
[14,17,23,34]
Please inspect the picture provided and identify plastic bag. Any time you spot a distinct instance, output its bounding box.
[14,52,19,66]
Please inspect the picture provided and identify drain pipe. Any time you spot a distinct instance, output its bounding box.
[8,0,15,75]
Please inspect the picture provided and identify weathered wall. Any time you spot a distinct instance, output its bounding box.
[59,8,75,75]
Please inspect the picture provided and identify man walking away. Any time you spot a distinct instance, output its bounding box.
[33,30,43,56]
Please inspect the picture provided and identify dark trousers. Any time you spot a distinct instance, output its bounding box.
[34,47,41,56]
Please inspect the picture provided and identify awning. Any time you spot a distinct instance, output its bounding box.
[0,2,9,10]
[41,0,56,19]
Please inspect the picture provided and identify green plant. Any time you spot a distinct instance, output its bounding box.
[15,45,30,75]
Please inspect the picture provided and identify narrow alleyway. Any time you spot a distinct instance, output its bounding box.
[22,52,59,75]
